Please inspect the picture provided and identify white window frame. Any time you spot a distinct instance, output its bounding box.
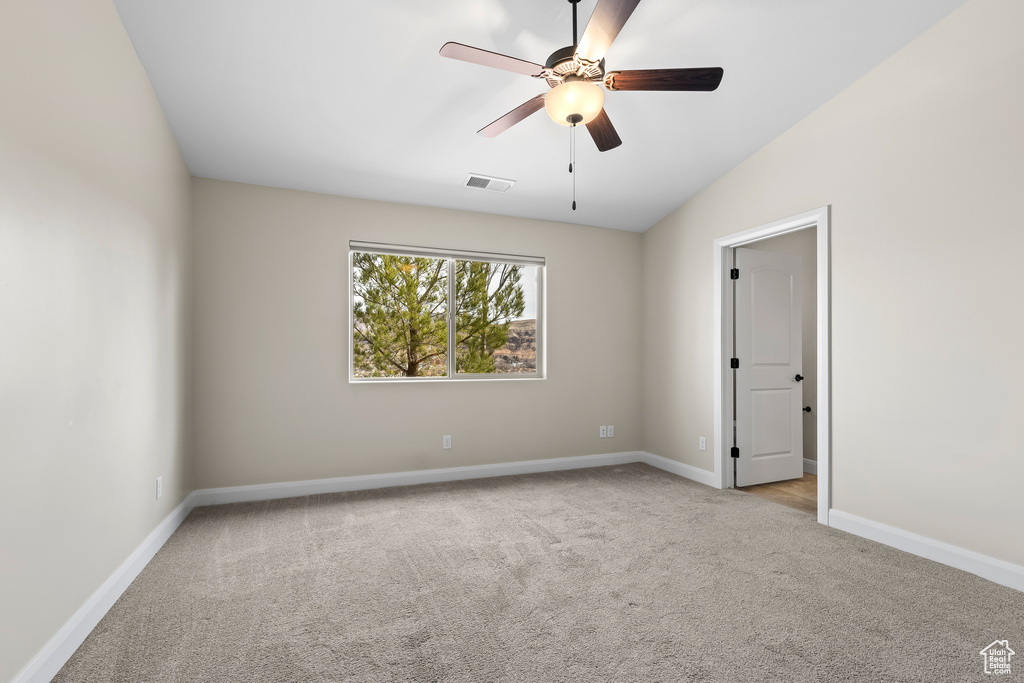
[349,241,545,382]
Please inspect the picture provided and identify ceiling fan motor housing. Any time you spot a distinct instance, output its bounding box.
[543,46,605,89]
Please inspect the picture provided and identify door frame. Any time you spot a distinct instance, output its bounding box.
[713,206,831,524]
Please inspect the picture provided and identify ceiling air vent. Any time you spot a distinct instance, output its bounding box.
[464,173,515,193]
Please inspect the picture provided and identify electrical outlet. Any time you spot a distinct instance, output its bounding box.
[156,476,162,500]
[699,436,707,451]
[442,435,452,450]
[607,425,614,438]
[599,426,607,438]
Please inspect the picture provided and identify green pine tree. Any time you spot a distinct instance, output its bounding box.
[352,253,448,377]
[454,261,525,373]
[352,254,525,377]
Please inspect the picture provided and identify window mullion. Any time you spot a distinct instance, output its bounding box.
[447,258,455,377]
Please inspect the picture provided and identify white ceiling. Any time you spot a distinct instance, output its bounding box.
[112,0,966,232]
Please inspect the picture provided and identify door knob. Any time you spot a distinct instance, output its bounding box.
[803,406,812,413]
[794,374,804,382]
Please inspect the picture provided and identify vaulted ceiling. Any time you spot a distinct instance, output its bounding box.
[112,0,966,231]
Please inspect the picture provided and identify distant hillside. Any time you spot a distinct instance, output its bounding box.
[493,319,536,371]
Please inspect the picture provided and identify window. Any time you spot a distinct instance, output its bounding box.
[350,241,544,380]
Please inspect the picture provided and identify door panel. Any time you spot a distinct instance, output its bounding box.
[751,269,793,365]
[735,247,803,486]
[751,388,794,457]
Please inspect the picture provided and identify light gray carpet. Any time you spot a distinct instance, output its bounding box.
[55,463,1022,682]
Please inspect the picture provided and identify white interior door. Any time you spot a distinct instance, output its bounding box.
[734,247,803,486]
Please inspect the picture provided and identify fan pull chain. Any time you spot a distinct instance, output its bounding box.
[570,124,577,211]
[568,123,573,174]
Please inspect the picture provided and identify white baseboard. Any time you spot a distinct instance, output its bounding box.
[12,492,197,683]
[829,510,1024,593]
[803,458,817,475]
[190,450,728,509]
[192,452,644,507]
[640,451,719,488]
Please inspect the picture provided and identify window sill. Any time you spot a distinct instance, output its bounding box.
[349,375,545,384]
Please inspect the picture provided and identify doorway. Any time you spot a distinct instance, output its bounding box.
[713,206,831,524]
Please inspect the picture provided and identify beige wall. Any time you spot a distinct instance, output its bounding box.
[191,178,641,489]
[0,1,193,680]
[641,0,1024,566]
[745,229,818,462]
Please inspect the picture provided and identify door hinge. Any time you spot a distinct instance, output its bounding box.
[730,446,740,459]
[730,358,739,369]
[730,268,739,280]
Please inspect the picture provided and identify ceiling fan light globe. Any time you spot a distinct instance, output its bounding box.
[545,81,605,126]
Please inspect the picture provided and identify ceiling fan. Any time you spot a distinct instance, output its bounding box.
[439,0,724,152]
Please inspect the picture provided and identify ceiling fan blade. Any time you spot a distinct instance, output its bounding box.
[440,42,544,77]
[575,0,642,63]
[605,67,724,92]
[477,95,547,138]
[585,109,622,152]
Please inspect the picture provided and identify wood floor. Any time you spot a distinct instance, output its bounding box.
[739,472,817,514]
